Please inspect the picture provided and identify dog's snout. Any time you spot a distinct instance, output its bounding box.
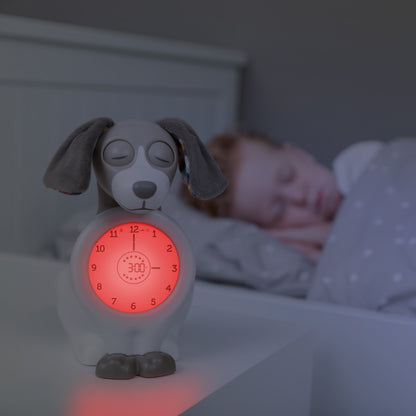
[133,181,157,199]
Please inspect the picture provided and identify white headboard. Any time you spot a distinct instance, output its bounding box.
[0,14,246,256]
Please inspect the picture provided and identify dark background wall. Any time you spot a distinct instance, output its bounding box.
[2,0,416,164]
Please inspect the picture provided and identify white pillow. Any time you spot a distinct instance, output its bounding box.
[164,190,315,297]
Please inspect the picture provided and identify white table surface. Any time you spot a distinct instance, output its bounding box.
[0,252,312,416]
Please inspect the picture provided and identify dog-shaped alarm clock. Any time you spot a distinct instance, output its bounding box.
[43,117,227,379]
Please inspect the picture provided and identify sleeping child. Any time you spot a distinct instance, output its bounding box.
[185,130,383,262]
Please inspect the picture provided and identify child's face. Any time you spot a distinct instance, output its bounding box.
[230,139,343,229]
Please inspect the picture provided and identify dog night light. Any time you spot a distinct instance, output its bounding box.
[43,117,227,379]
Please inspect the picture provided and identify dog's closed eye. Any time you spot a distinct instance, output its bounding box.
[103,140,134,166]
[147,141,175,168]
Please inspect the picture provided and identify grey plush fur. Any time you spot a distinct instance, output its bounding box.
[43,117,227,202]
[43,117,114,194]
[156,118,228,200]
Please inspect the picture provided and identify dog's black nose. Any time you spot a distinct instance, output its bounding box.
[133,181,157,199]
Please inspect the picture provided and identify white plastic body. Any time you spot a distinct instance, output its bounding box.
[57,207,195,365]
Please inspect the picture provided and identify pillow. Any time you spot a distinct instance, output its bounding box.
[164,189,315,298]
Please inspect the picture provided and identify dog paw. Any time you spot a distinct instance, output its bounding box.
[135,351,176,378]
[95,353,136,379]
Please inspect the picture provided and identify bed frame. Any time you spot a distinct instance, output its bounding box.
[1,14,416,416]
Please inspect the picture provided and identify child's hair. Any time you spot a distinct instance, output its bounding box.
[183,129,282,217]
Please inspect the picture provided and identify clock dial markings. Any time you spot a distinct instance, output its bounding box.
[88,222,179,313]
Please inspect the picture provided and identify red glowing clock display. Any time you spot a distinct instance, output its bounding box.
[88,222,179,313]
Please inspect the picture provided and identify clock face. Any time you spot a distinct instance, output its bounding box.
[88,222,179,313]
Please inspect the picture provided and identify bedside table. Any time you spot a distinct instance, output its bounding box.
[0,252,312,415]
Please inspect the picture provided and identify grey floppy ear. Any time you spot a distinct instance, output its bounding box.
[43,117,114,194]
[156,118,228,200]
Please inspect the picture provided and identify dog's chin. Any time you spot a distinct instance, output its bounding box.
[118,199,160,213]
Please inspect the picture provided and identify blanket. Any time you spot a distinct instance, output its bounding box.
[308,138,416,316]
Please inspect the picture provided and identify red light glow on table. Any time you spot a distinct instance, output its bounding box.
[66,377,207,416]
[88,222,179,313]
